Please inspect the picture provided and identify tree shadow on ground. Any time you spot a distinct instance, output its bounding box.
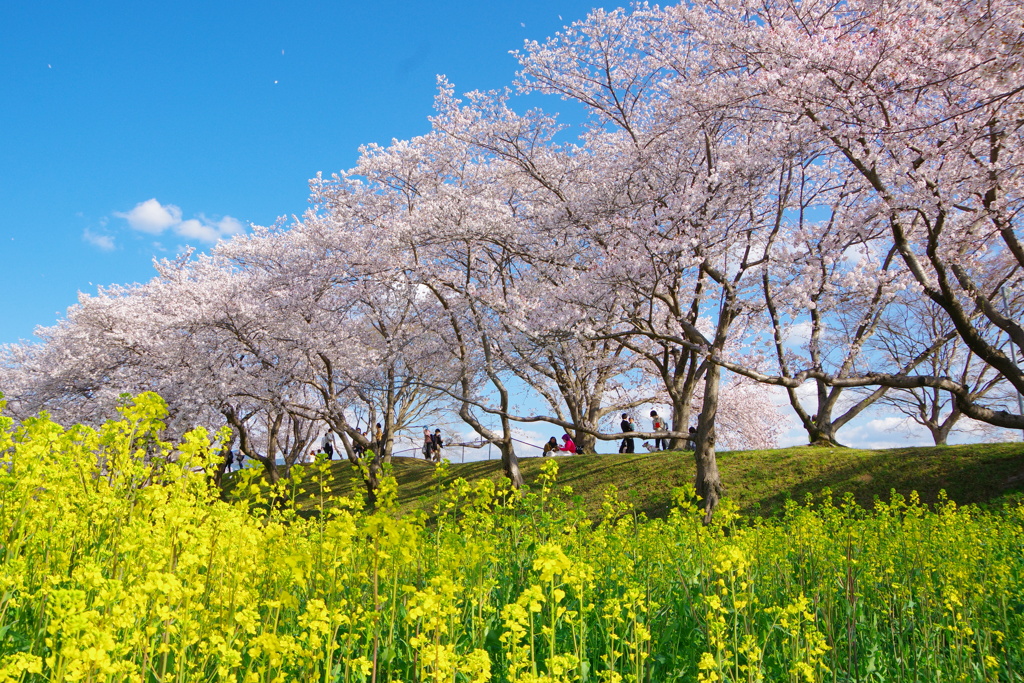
[737,445,1024,517]
[256,443,1024,523]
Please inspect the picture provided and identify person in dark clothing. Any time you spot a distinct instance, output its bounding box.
[542,436,559,457]
[321,432,334,460]
[619,413,635,454]
[685,426,697,451]
[432,429,444,462]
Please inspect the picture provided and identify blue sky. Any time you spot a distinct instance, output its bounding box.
[1,0,599,344]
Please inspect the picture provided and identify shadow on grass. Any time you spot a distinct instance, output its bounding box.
[239,442,1024,522]
[733,444,1024,517]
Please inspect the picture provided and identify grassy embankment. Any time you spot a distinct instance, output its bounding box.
[280,441,1024,519]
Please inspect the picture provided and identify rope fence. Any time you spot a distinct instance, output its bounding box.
[388,436,549,464]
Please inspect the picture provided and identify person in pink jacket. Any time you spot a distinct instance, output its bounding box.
[559,434,577,454]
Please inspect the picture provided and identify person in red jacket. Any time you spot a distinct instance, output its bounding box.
[559,434,577,454]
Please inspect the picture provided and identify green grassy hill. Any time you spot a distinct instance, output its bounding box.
[276,442,1024,519]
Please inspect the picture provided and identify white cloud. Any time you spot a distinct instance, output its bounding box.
[837,415,933,449]
[174,219,220,243]
[867,416,908,431]
[114,199,246,244]
[783,321,812,346]
[116,198,181,234]
[82,228,115,251]
[214,216,245,237]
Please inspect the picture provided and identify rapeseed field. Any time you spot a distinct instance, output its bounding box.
[1,394,1021,682]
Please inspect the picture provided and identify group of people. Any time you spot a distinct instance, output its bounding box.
[351,423,385,457]
[421,428,445,462]
[619,410,668,454]
[542,434,577,456]
[312,424,387,461]
[628,410,698,453]
[229,410,699,469]
[542,409,697,457]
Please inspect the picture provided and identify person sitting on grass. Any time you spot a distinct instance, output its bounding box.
[559,434,577,454]
[542,437,559,457]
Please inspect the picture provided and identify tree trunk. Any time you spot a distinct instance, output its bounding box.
[665,352,704,450]
[498,412,524,487]
[928,409,961,446]
[574,422,597,455]
[211,434,236,488]
[212,449,230,488]
[363,450,384,507]
[808,419,844,448]
[500,440,524,489]
[670,394,693,451]
[694,364,724,524]
[222,407,281,485]
[787,381,846,447]
[255,456,281,485]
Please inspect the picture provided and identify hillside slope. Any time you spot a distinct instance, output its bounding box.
[275,442,1024,519]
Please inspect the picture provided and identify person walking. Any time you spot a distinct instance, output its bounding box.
[431,429,444,462]
[321,431,335,460]
[422,428,433,459]
[619,413,635,454]
[650,410,666,451]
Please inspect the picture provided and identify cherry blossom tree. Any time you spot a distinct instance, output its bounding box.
[415,7,797,517]
[757,180,933,447]
[679,0,1024,428]
[872,296,1012,445]
[204,215,456,500]
[335,129,540,486]
[711,377,788,452]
